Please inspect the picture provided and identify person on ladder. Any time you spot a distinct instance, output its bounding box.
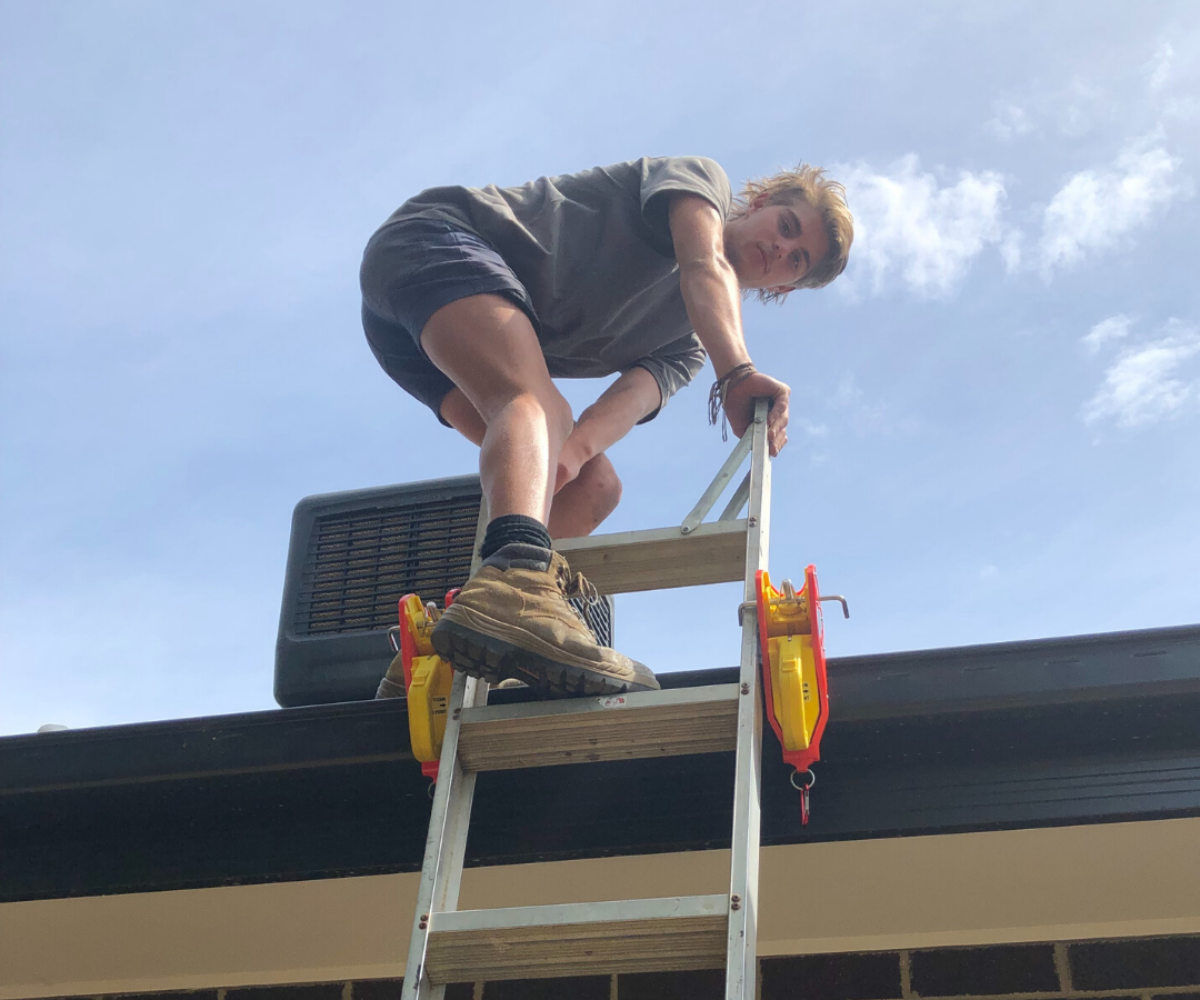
[361,157,854,698]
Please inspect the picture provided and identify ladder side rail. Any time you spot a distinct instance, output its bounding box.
[403,672,488,999]
[724,399,771,1000]
[403,500,492,1000]
[431,680,491,918]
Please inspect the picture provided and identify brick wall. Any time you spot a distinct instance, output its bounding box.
[32,934,1200,1000]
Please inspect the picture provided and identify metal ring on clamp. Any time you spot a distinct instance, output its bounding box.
[737,601,758,626]
[387,625,403,653]
[789,768,816,792]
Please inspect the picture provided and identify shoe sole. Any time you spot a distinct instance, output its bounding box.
[375,675,406,700]
[431,617,657,698]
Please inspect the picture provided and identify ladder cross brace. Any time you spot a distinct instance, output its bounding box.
[425,895,729,984]
[457,683,740,771]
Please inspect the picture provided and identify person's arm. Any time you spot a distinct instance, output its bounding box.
[555,367,662,493]
[668,193,790,455]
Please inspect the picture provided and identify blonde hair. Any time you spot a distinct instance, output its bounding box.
[733,165,854,303]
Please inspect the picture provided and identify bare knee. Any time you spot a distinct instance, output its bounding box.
[442,385,573,453]
[548,453,623,539]
[420,294,572,443]
[576,453,623,522]
[504,390,573,447]
[545,392,575,446]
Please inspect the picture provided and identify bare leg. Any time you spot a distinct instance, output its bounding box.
[441,386,622,539]
[548,454,622,538]
[422,295,571,524]
[425,298,656,694]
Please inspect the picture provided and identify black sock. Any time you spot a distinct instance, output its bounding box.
[479,514,552,560]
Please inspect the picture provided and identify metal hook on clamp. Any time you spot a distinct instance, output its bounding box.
[818,594,850,619]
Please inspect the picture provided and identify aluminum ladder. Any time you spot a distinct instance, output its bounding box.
[402,398,774,999]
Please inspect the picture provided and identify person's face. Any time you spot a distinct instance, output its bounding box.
[724,196,829,295]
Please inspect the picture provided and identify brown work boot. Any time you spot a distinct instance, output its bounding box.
[375,651,407,699]
[431,543,659,697]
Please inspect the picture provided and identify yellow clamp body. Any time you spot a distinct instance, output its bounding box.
[759,573,821,753]
[408,653,454,762]
[767,633,820,751]
[397,593,454,765]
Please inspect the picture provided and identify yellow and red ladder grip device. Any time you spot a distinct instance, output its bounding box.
[394,590,459,784]
[755,564,830,825]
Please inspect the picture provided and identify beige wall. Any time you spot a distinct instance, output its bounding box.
[3,817,1199,999]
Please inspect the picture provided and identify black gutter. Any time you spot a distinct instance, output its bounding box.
[2,624,1198,903]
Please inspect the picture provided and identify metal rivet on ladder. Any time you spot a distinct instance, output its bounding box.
[740,683,750,695]
[731,894,741,910]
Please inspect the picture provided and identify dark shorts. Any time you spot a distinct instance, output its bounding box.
[359,218,540,425]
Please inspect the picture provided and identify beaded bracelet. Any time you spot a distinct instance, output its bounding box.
[707,362,757,441]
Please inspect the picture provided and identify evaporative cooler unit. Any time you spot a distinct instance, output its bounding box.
[274,475,614,706]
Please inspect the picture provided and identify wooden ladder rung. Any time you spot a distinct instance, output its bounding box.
[424,895,729,984]
[457,684,739,771]
[554,520,747,594]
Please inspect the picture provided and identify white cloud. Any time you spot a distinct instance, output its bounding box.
[1057,78,1104,138]
[986,101,1032,141]
[1081,314,1133,355]
[1147,40,1199,122]
[1039,137,1188,278]
[1147,43,1174,92]
[830,374,917,436]
[985,77,1103,141]
[1163,94,1200,123]
[834,375,860,406]
[1082,320,1200,428]
[841,155,1013,298]
[999,229,1023,273]
[795,419,828,438]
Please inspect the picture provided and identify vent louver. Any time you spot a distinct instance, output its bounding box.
[569,593,615,649]
[295,494,481,636]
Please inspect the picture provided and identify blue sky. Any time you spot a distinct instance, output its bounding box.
[2,1,1197,735]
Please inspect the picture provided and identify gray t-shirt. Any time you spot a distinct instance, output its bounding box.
[382,156,733,416]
